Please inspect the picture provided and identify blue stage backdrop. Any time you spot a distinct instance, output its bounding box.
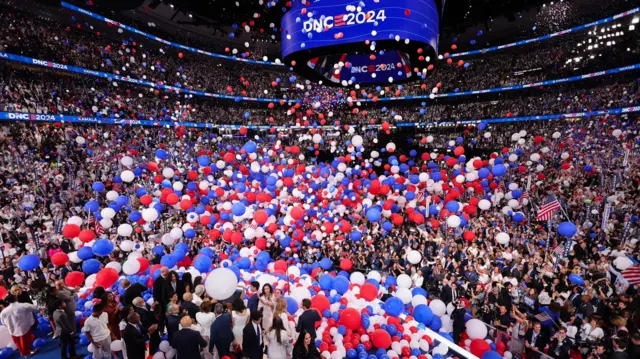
[281,0,439,86]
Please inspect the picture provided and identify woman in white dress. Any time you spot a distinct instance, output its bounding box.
[231,298,250,351]
[265,316,290,359]
[274,298,294,358]
[196,301,217,359]
[258,283,275,331]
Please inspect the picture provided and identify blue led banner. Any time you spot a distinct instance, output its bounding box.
[2,106,638,130]
[60,1,284,67]
[446,7,640,58]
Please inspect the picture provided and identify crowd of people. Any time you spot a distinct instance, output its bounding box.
[0,2,638,359]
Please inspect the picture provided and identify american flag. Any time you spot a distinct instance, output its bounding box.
[518,191,529,205]
[536,194,561,221]
[91,149,106,167]
[621,265,640,286]
[553,245,564,257]
[88,214,105,236]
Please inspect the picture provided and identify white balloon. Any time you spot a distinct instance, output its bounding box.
[205,268,239,300]
[106,261,121,273]
[101,208,116,219]
[69,251,82,263]
[117,224,133,237]
[429,299,446,317]
[68,216,83,226]
[447,215,461,228]
[407,250,422,264]
[121,170,135,183]
[123,259,141,275]
[119,240,134,252]
[350,272,366,285]
[411,295,428,307]
[143,208,159,222]
[466,318,488,339]
[397,274,412,289]
[110,340,123,352]
[162,167,175,178]
[120,156,133,167]
[478,199,491,210]
[367,271,382,282]
[100,218,113,229]
[496,232,510,245]
[159,341,172,352]
[170,228,183,240]
[351,135,363,147]
[395,288,412,304]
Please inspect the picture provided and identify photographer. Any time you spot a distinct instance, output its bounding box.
[549,327,572,359]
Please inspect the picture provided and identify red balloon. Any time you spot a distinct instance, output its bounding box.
[255,238,267,250]
[166,193,179,205]
[0,286,7,299]
[78,230,96,243]
[140,195,153,205]
[51,252,69,266]
[137,258,150,273]
[290,206,304,220]
[470,339,491,357]
[274,260,287,272]
[463,231,476,241]
[63,224,81,239]
[310,295,330,313]
[371,329,392,349]
[340,258,353,271]
[339,308,362,331]
[65,271,85,287]
[96,268,119,288]
[179,199,192,210]
[360,283,378,301]
[255,210,268,224]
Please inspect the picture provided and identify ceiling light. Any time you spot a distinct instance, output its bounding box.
[632,17,639,24]
[630,25,636,31]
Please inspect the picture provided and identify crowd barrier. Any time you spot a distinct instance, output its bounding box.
[0,51,299,104]
[445,7,639,58]
[1,106,638,130]
[1,50,638,105]
[60,1,285,67]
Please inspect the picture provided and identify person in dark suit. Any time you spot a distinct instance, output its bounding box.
[440,281,458,305]
[247,281,260,314]
[209,302,234,357]
[153,267,172,331]
[525,322,547,359]
[120,279,148,307]
[296,298,321,342]
[181,293,199,320]
[60,262,74,280]
[549,327,572,359]
[611,336,629,359]
[171,316,207,359]
[168,271,185,301]
[242,310,264,359]
[122,311,158,359]
[166,304,182,343]
[451,301,467,343]
[133,297,160,355]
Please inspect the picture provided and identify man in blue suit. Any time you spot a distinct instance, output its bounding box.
[209,303,234,357]
[247,281,260,314]
[171,316,206,359]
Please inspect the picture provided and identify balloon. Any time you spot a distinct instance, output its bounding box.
[18,254,40,271]
[496,232,510,245]
[384,297,404,317]
[482,350,503,359]
[51,252,69,266]
[205,268,238,300]
[194,256,212,273]
[33,338,46,349]
[92,239,115,256]
[123,260,141,275]
[65,272,85,287]
[413,304,434,325]
[63,224,81,238]
[558,222,577,237]
[466,319,488,339]
[110,340,123,352]
[117,224,134,237]
[82,259,101,275]
[407,250,421,264]
[568,274,584,285]
[447,215,461,228]
[310,295,330,313]
[371,329,392,349]
[339,308,362,330]
[470,339,491,357]
[96,268,119,288]
[360,283,378,301]
[429,299,446,317]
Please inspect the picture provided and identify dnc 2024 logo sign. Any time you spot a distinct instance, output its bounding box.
[303,9,387,33]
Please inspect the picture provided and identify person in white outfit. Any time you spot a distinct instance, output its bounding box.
[265,316,290,359]
[196,301,217,359]
[258,284,275,331]
[231,298,250,351]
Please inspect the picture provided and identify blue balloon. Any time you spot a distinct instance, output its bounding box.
[413,304,434,325]
[492,164,507,176]
[160,254,177,268]
[319,274,334,290]
[129,211,142,222]
[367,208,382,222]
[333,275,350,294]
[569,274,585,285]
[558,222,577,237]
[33,338,46,349]
[78,246,94,260]
[194,256,212,273]
[82,259,101,275]
[92,239,115,257]
[512,212,525,223]
[155,149,168,159]
[231,202,246,216]
[18,254,40,271]
[384,297,404,317]
[482,351,503,359]
[320,257,333,270]
[92,182,105,192]
[429,315,442,331]
[285,297,299,315]
[197,156,210,167]
[0,348,14,359]
[446,201,460,213]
